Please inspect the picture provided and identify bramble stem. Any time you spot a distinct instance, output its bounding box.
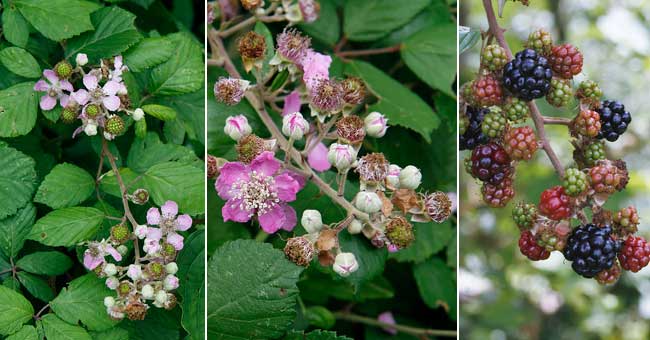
[334,311,457,338]
[336,44,402,58]
[482,0,565,178]
[542,116,572,125]
[218,3,279,38]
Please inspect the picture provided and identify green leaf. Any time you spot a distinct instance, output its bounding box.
[0,145,36,219]
[207,240,303,339]
[6,325,38,340]
[34,163,95,209]
[0,204,36,258]
[16,272,54,302]
[446,231,457,268]
[141,162,204,215]
[0,82,39,137]
[3,277,21,291]
[337,231,387,291]
[345,60,439,142]
[459,26,481,54]
[28,207,104,247]
[285,330,353,340]
[390,220,454,263]
[0,285,33,336]
[298,0,340,45]
[121,308,181,340]
[127,132,199,173]
[343,0,430,41]
[177,230,204,339]
[253,22,275,79]
[157,87,205,143]
[13,0,100,42]
[89,328,129,340]
[123,36,174,72]
[40,314,91,340]
[2,9,30,48]
[16,251,72,276]
[401,23,456,96]
[304,306,336,329]
[141,104,178,121]
[413,257,456,318]
[148,32,203,96]
[64,6,142,61]
[0,47,40,78]
[50,274,118,331]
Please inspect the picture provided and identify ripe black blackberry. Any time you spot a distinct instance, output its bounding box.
[502,49,553,101]
[562,224,620,278]
[460,106,490,150]
[596,100,631,142]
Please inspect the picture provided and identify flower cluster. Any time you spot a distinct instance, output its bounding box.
[33,54,145,140]
[83,200,192,320]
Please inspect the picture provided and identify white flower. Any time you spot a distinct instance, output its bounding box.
[333,252,359,277]
[364,111,388,138]
[141,284,155,299]
[155,290,168,305]
[399,165,422,190]
[133,108,145,121]
[76,53,88,66]
[282,112,310,140]
[103,263,117,276]
[301,210,323,234]
[224,115,252,141]
[354,191,382,213]
[327,143,357,170]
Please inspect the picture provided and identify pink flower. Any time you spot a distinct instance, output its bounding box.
[216,151,301,233]
[307,142,331,172]
[146,200,193,251]
[299,0,320,22]
[275,29,311,64]
[83,239,122,270]
[34,69,73,110]
[105,56,128,83]
[282,91,302,116]
[302,50,331,90]
[81,74,121,111]
[378,311,397,335]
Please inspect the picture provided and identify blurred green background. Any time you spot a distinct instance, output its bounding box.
[460,1,650,339]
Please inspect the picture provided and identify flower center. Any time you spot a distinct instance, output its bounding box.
[232,171,279,216]
[91,88,104,100]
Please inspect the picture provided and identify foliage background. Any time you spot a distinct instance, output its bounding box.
[460,1,650,339]
[0,0,205,339]
[207,0,458,339]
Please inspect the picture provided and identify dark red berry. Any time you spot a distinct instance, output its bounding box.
[618,236,650,273]
[470,143,512,185]
[538,186,572,220]
[519,230,550,261]
[549,43,583,79]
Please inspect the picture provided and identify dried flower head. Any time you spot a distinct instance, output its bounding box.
[356,153,389,183]
[207,154,219,179]
[275,28,311,64]
[125,299,148,320]
[310,79,344,113]
[236,134,267,163]
[284,236,315,266]
[341,77,366,105]
[238,31,266,60]
[214,77,249,105]
[424,192,452,223]
[336,116,365,143]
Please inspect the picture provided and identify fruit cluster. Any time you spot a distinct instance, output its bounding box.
[462,27,642,284]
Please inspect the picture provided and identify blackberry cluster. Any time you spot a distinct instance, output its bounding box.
[502,49,553,101]
[470,143,512,185]
[459,106,490,150]
[563,224,620,278]
[596,100,631,142]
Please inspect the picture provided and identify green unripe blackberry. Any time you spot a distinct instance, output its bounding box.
[481,44,508,72]
[147,262,165,279]
[502,96,530,123]
[576,80,603,107]
[110,224,130,244]
[546,77,573,107]
[384,216,414,249]
[54,61,73,79]
[562,168,588,196]
[105,116,125,135]
[461,80,476,106]
[525,28,553,56]
[583,141,606,167]
[481,106,507,138]
[459,113,469,135]
[464,158,473,177]
[85,104,100,118]
[61,107,78,124]
[512,202,537,231]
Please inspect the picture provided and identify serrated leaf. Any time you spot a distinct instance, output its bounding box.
[64,6,142,61]
[343,0,430,41]
[13,0,100,42]
[157,86,205,143]
[50,274,118,331]
[0,47,40,78]
[28,207,104,247]
[16,251,72,276]
[345,60,439,142]
[16,272,54,302]
[459,26,481,54]
[337,231,387,291]
[127,132,199,173]
[401,23,456,96]
[285,330,353,340]
[6,325,38,340]
[0,145,36,219]
[207,240,303,339]
[413,257,456,318]
[34,163,95,209]
[149,32,203,95]
[2,9,30,48]
[123,36,174,72]
[3,277,21,291]
[0,285,33,336]
[390,220,453,263]
[89,328,129,340]
[140,162,204,215]
[0,82,39,137]
[0,204,36,258]
[40,314,91,340]
[121,307,181,340]
[142,104,177,121]
[177,230,204,339]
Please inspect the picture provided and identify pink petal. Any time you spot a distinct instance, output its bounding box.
[83,252,103,270]
[378,312,397,335]
[59,80,74,92]
[83,74,98,90]
[274,173,300,202]
[114,56,123,69]
[103,80,121,96]
[258,205,284,234]
[72,126,84,138]
[102,95,121,111]
[175,214,192,231]
[281,90,302,116]
[161,200,178,218]
[222,198,253,223]
[280,205,297,231]
[146,208,161,225]
[302,50,331,90]
[249,151,281,177]
[307,142,331,172]
[215,162,249,200]
[167,232,184,250]
[72,90,89,105]
[40,95,56,110]
[59,94,69,107]
[105,245,122,262]
[282,170,307,190]
[43,70,58,84]
[34,80,50,92]
[146,227,162,240]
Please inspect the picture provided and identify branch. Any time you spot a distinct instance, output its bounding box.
[336,44,401,58]
[482,0,565,177]
[334,312,457,338]
[542,116,571,125]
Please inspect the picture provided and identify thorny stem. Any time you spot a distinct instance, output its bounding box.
[336,44,402,58]
[334,312,457,338]
[482,0,565,178]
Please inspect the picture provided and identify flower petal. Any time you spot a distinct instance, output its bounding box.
[83,74,98,90]
[215,161,249,200]
[114,56,123,69]
[40,95,56,110]
[274,173,300,202]
[43,70,58,84]
[83,252,104,270]
[34,80,50,92]
[161,200,178,218]
[258,205,284,234]
[146,227,162,240]
[59,80,74,92]
[103,80,121,96]
[281,90,302,116]
[146,207,161,225]
[250,151,281,177]
[102,95,121,111]
[307,142,331,172]
[59,94,69,107]
[175,214,192,231]
[72,90,89,105]
[222,198,253,223]
[105,244,122,262]
[167,232,184,250]
[280,204,297,231]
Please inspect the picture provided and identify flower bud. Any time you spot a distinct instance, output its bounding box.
[333,252,359,277]
[127,264,142,281]
[327,143,357,170]
[141,284,155,299]
[76,53,88,66]
[134,225,148,239]
[103,263,117,277]
[117,245,128,255]
[386,165,401,188]
[165,262,178,275]
[424,191,452,223]
[364,111,388,138]
[224,115,252,141]
[299,0,320,23]
[399,165,422,190]
[347,219,363,234]
[131,188,149,205]
[284,236,315,267]
[336,115,365,144]
[163,275,179,291]
[104,296,115,308]
[282,112,310,140]
[132,108,144,121]
[155,290,168,305]
[384,216,414,250]
[354,191,382,213]
[84,123,98,136]
[300,209,323,234]
[107,306,125,320]
[214,77,249,106]
[106,276,119,290]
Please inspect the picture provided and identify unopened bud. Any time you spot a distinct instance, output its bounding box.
[163,275,179,291]
[132,108,144,121]
[224,115,252,141]
[84,123,98,136]
[386,164,401,188]
[76,53,88,66]
[134,225,148,239]
[354,191,382,213]
[155,290,168,305]
[301,209,323,234]
[364,111,388,138]
[347,219,363,234]
[117,245,128,255]
[327,143,357,170]
[104,296,115,308]
[103,263,117,277]
[165,262,178,275]
[141,284,155,299]
[333,252,359,277]
[299,0,320,23]
[106,276,119,290]
[127,264,142,281]
[282,112,310,140]
[399,165,422,190]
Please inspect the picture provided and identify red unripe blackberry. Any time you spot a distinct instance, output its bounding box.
[538,186,572,220]
[589,161,623,194]
[613,206,640,236]
[471,73,503,107]
[618,236,650,272]
[572,110,601,138]
[470,143,512,185]
[595,262,622,285]
[549,43,583,79]
[503,126,538,161]
[519,230,550,261]
[481,176,514,208]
